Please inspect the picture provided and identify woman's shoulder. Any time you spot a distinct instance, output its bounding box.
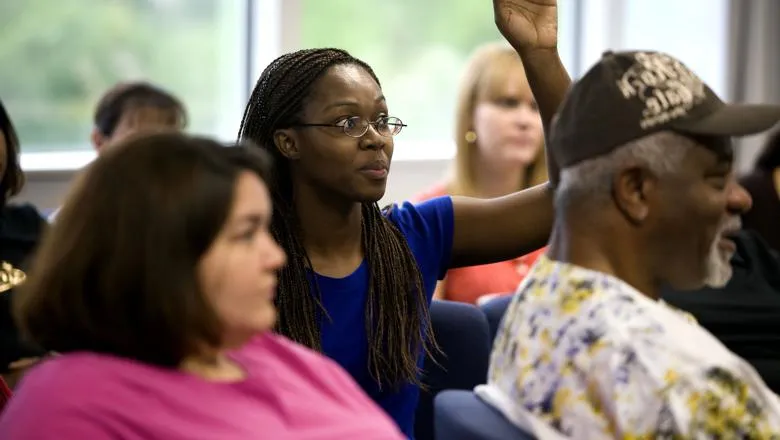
[21,352,153,386]
[380,195,455,286]
[1,353,203,438]
[7,353,134,414]
[383,194,454,241]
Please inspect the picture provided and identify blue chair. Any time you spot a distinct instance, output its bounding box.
[479,295,514,343]
[435,390,536,439]
[414,300,492,440]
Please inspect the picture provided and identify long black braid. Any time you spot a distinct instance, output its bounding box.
[238,48,437,389]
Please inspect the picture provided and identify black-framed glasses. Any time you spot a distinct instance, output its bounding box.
[294,116,406,138]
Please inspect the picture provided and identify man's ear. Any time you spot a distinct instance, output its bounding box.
[612,165,656,224]
[90,128,108,152]
[273,129,300,160]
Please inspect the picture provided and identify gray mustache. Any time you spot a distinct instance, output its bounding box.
[719,216,742,234]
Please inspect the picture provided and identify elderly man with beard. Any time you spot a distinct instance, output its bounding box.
[477,48,780,439]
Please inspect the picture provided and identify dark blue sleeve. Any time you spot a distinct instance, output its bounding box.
[384,196,454,283]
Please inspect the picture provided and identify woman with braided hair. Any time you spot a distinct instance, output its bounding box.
[238,1,569,437]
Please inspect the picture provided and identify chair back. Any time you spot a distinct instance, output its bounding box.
[479,295,513,343]
[434,390,536,440]
[414,300,492,440]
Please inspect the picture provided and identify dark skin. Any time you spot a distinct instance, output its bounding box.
[274,64,388,275]
[548,134,753,299]
[272,0,571,276]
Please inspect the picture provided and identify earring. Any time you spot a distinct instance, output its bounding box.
[465,130,477,144]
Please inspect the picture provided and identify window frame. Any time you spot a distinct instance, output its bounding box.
[21,0,269,172]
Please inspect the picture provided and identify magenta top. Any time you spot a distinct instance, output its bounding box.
[0,333,404,439]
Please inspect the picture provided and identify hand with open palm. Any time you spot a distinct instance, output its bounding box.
[493,0,559,52]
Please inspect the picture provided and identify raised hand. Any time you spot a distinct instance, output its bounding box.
[493,0,558,52]
[492,0,569,187]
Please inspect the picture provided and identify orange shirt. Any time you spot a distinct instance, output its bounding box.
[411,183,547,305]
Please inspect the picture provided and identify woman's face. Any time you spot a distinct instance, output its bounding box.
[197,172,286,349]
[471,61,544,168]
[279,63,395,204]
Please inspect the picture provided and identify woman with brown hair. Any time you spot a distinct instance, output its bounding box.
[0,133,404,439]
[413,42,548,304]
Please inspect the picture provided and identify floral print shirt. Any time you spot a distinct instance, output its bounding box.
[479,255,780,439]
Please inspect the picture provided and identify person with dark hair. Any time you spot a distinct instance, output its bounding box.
[0,99,47,390]
[740,130,780,250]
[90,81,187,152]
[0,132,405,439]
[0,101,25,201]
[48,81,188,222]
[236,1,570,436]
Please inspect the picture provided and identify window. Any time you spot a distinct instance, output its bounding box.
[578,0,729,97]
[11,1,728,170]
[2,0,248,170]
[296,0,578,161]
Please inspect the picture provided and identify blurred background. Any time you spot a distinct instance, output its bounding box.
[2,0,777,209]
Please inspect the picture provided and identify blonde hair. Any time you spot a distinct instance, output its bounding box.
[448,42,548,197]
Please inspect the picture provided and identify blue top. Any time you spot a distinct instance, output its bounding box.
[314,197,454,439]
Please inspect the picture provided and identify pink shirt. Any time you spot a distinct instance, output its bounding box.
[0,333,403,440]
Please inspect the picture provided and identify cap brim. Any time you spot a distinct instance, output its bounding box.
[674,104,780,137]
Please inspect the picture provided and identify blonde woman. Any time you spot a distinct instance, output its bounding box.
[414,42,548,304]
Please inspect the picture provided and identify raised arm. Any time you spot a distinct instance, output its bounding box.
[494,0,570,143]
[449,0,571,269]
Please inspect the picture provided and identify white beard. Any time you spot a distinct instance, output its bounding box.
[703,216,741,288]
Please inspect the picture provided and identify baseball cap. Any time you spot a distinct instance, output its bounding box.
[549,50,780,168]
